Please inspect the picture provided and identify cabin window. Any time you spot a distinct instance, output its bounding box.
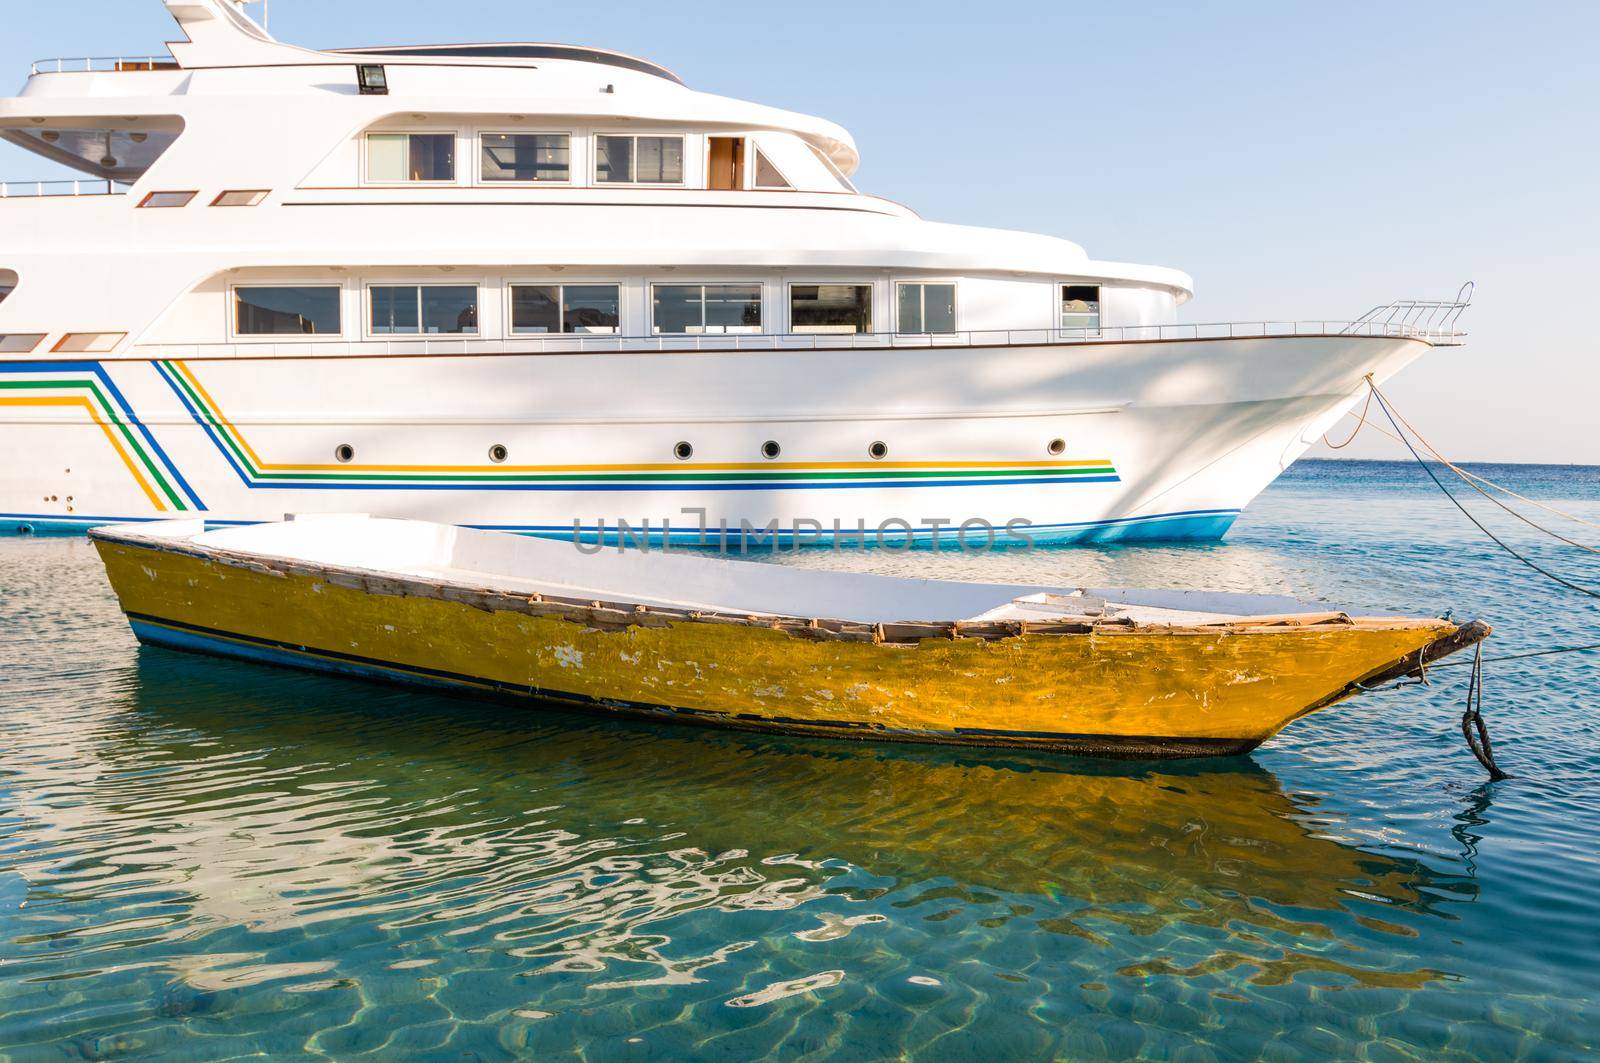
[510,284,621,334]
[595,135,683,184]
[235,286,342,336]
[1061,285,1101,332]
[652,284,762,334]
[370,285,478,335]
[752,147,792,190]
[481,133,570,182]
[367,133,455,182]
[896,283,956,333]
[790,284,873,334]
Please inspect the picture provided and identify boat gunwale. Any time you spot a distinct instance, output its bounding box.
[88,525,1467,646]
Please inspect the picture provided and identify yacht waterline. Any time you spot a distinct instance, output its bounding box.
[0,0,1469,543]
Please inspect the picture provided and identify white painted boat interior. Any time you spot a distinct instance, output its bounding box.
[105,516,1344,626]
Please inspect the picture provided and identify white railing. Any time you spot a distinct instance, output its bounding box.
[1343,282,1474,337]
[29,56,176,75]
[136,319,1467,361]
[0,180,131,199]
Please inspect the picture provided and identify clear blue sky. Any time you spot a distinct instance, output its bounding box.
[6,1,1597,463]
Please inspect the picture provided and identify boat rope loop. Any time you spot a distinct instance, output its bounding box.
[1461,644,1511,781]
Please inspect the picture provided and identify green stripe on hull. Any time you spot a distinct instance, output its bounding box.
[0,378,187,510]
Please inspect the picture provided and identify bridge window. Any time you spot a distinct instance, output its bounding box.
[752,148,792,190]
[235,286,342,336]
[653,284,762,334]
[1061,285,1101,332]
[0,269,14,304]
[510,284,621,334]
[790,284,873,334]
[806,144,855,192]
[370,285,478,335]
[481,133,570,183]
[595,135,683,184]
[896,283,956,333]
[367,132,455,182]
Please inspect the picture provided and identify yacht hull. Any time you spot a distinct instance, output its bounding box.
[0,333,1430,543]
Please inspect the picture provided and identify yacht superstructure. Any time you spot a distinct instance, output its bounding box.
[0,0,1469,544]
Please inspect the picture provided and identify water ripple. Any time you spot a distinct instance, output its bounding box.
[2,464,1599,1058]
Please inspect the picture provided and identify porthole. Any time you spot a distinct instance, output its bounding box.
[1047,438,1066,456]
[488,444,509,464]
[335,443,355,463]
[674,441,694,461]
[868,440,889,460]
[761,440,782,460]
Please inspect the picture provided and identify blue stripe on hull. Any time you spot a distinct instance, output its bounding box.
[1,509,1239,544]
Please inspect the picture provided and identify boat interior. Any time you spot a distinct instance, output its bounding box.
[102,515,1354,627]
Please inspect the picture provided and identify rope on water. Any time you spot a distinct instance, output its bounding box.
[1462,644,1510,780]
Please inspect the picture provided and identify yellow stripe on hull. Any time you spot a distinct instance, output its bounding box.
[94,540,1454,755]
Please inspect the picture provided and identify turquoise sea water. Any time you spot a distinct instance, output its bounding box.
[2,459,1597,1060]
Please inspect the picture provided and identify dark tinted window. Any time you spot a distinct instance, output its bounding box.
[482,133,570,182]
[790,284,873,334]
[236,286,341,335]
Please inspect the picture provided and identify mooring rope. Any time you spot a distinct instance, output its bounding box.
[1330,382,1600,533]
[1367,381,1600,601]
[1429,641,1600,669]
[1461,644,1511,780]
[1322,387,1376,450]
[1333,378,1600,779]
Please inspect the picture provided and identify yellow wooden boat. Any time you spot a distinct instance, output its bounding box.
[90,516,1488,758]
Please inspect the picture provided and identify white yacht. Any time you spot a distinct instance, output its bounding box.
[0,0,1468,545]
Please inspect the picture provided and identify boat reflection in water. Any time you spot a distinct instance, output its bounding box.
[1,644,1482,1016]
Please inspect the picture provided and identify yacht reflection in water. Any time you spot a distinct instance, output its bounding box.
[10,651,1483,996]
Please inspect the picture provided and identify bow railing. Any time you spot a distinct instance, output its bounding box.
[1342,281,1474,338]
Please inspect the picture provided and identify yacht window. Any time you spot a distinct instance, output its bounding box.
[790,284,873,334]
[481,133,570,182]
[137,191,196,208]
[510,284,621,334]
[370,285,478,334]
[0,270,14,305]
[367,133,455,182]
[752,147,792,190]
[805,143,856,192]
[211,190,269,207]
[652,284,762,334]
[235,286,341,336]
[897,283,956,333]
[1061,285,1101,332]
[595,135,683,184]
